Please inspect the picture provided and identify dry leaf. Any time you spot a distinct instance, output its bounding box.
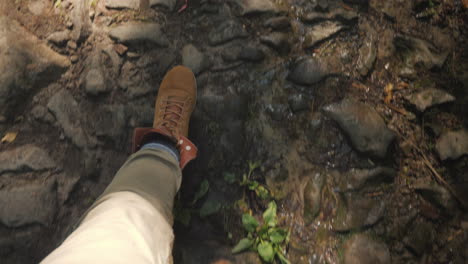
[384,83,394,104]
[1,132,18,143]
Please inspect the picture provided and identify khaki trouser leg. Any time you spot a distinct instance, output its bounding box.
[41,148,182,264]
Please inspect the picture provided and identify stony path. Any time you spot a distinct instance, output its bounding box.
[0,0,468,263]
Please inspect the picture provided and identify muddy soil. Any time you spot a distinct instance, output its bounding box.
[0,0,468,263]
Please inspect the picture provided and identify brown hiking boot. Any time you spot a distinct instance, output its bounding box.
[132,66,198,169]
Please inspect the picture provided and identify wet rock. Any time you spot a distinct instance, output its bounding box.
[233,0,281,15]
[405,88,455,112]
[260,32,290,54]
[70,0,92,42]
[357,37,377,76]
[338,167,396,191]
[47,30,71,46]
[333,194,386,231]
[182,44,210,75]
[0,145,56,174]
[403,220,434,256]
[95,105,127,142]
[0,17,70,120]
[413,181,456,213]
[105,0,139,9]
[126,103,154,127]
[288,94,309,113]
[109,23,169,47]
[85,69,108,95]
[343,234,391,264]
[266,104,289,121]
[0,177,56,227]
[304,21,344,48]
[301,9,358,24]
[149,0,176,10]
[288,58,329,85]
[435,130,468,160]
[28,0,46,15]
[47,90,93,149]
[303,172,325,224]
[208,20,248,46]
[238,46,265,62]
[394,35,448,78]
[323,99,395,158]
[263,16,290,31]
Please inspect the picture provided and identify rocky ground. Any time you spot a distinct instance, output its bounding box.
[0,0,468,263]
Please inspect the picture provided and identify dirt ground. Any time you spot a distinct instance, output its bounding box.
[0,0,468,263]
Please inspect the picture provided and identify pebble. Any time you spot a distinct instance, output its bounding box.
[232,0,282,15]
[182,44,209,75]
[288,94,309,113]
[238,46,265,62]
[47,30,71,46]
[85,69,108,95]
[0,145,56,174]
[303,21,344,48]
[67,40,77,50]
[70,55,79,63]
[435,129,468,160]
[149,0,177,10]
[263,16,290,30]
[208,20,248,46]
[260,32,290,54]
[405,88,455,112]
[105,0,139,9]
[288,57,329,85]
[343,234,391,264]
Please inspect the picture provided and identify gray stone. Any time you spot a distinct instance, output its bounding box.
[47,90,93,149]
[70,0,92,42]
[288,58,329,85]
[333,194,386,231]
[394,35,448,77]
[105,0,139,9]
[28,0,46,15]
[0,145,56,175]
[85,69,108,95]
[182,44,209,75]
[238,46,265,62]
[263,16,290,30]
[288,94,309,113]
[304,21,344,48]
[323,99,395,158]
[208,20,248,46]
[266,104,289,121]
[31,105,55,123]
[338,167,396,191]
[102,45,123,75]
[149,0,176,10]
[413,181,456,213]
[260,32,290,54]
[357,37,377,76]
[303,171,325,224]
[405,88,455,112]
[370,0,412,19]
[0,17,70,120]
[344,234,391,264]
[233,0,282,15]
[301,9,358,24]
[436,129,468,160]
[0,177,57,227]
[109,23,169,47]
[47,30,71,46]
[67,40,77,50]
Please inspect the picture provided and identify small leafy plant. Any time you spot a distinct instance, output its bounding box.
[232,201,290,264]
[239,161,270,200]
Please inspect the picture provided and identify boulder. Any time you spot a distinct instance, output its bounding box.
[436,129,468,160]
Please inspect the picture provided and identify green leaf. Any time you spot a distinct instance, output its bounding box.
[192,180,209,205]
[263,201,277,227]
[223,172,237,184]
[276,251,291,264]
[257,242,275,263]
[248,181,259,191]
[242,214,259,233]
[248,161,260,172]
[269,229,287,244]
[199,198,221,218]
[232,238,253,254]
[255,185,270,200]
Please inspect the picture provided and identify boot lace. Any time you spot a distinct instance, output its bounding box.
[160,96,186,134]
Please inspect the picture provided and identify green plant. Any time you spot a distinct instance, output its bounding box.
[240,161,270,200]
[232,201,290,264]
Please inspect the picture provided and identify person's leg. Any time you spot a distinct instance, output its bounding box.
[41,66,198,264]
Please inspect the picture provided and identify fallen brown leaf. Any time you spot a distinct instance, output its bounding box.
[1,132,18,143]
